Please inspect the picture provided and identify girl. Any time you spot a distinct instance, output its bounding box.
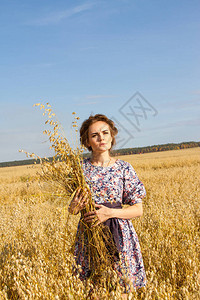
[68,114,146,298]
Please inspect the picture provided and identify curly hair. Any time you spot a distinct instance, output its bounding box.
[80,114,118,151]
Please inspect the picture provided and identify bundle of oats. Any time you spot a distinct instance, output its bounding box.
[21,103,120,290]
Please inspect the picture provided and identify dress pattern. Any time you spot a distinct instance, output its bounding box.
[74,158,146,289]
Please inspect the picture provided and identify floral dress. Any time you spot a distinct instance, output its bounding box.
[74,158,146,289]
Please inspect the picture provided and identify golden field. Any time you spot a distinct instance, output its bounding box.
[0,147,199,299]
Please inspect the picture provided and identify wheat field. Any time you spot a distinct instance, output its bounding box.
[0,148,199,299]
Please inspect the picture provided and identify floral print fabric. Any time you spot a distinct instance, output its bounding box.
[74,158,146,289]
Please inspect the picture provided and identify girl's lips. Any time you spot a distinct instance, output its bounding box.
[100,143,106,146]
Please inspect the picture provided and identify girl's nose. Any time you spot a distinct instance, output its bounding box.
[99,132,104,141]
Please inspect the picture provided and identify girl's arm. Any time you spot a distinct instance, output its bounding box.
[110,203,143,219]
[84,203,143,226]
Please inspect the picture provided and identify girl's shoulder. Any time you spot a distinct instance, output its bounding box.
[82,157,90,168]
[115,159,137,175]
[83,157,90,164]
[115,159,133,168]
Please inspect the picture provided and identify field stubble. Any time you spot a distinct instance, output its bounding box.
[0,148,199,299]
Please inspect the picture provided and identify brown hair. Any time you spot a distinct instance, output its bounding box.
[80,114,118,151]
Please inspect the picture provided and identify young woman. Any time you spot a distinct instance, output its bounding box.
[68,114,146,298]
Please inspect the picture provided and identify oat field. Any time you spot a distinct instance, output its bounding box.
[0,148,199,299]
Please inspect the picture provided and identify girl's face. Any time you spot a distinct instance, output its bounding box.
[87,121,112,153]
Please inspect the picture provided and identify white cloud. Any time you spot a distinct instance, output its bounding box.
[176,98,200,109]
[143,118,200,132]
[80,46,98,51]
[191,90,200,95]
[157,98,200,114]
[77,101,99,106]
[29,3,95,26]
[85,95,118,99]
[74,94,118,105]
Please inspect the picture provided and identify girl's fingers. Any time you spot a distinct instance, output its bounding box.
[81,189,90,200]
[91,220,100,227]
[95,204,102,209]
[77,187,82,195]
[84,212,97,222]
[74,188,81,201]
[75,189,86,202]
[83,193,88,200]
[84,218,94,223]
[81,194,89,208]
[84,215,96,221]
[84,211,96,217]
[74,187,93,212]
[79,193,85,202]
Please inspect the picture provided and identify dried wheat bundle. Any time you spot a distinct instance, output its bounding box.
[21,103,120,289]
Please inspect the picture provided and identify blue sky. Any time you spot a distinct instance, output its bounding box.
[0,0,199,162]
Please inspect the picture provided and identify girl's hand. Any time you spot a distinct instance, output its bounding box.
[84,204,113,226]
[68,187,90,215]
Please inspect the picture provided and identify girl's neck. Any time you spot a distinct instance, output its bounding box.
[91,152,111,167]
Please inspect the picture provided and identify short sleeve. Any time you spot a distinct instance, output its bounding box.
[122,162,146,205]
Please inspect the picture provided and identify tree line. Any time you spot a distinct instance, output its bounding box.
[0,141,199,168]
[111,141,200,156]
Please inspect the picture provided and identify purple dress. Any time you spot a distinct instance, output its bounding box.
[74,158,146,289]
